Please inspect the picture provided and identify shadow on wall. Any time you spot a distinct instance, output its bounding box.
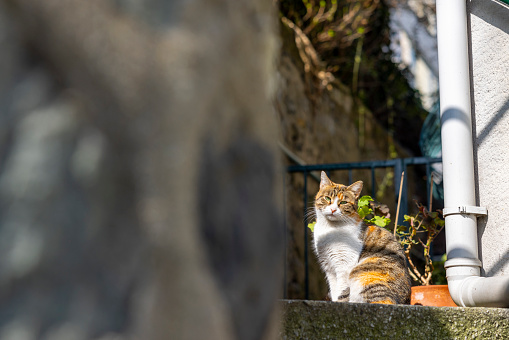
[469,0,509,36]
[475,99,509,148]
[469,0,509,278]
[474,98,509,277]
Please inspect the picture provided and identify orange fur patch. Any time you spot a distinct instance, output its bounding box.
[357,271,392,286]
[368,225,377,233]
[371,300,394,305]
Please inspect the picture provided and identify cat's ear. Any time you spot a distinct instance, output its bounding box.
[320,171,333,189]
[348,181,363,199]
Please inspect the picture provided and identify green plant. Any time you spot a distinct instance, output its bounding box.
[431,253,447,285]
[277,0,429,155]
[357,195,391,227]
[395,202,445,286]
[357,195,446,286]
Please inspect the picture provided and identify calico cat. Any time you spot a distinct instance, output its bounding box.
[312,171,411,304]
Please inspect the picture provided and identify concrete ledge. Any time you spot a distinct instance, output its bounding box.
[280,300,509,339]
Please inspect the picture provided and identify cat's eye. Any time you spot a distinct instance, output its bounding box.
[340,201,348,205]
[324,197,332,203]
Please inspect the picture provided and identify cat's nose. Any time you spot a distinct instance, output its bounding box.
[331,208,336,213]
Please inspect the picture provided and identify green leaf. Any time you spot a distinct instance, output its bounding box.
[373,216,390,227]
[307,221,316,232]
[358,205,371,219]
[358,195,373,207]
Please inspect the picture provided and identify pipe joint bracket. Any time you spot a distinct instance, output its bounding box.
[443,206,487,217]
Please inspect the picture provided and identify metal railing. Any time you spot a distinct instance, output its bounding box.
[284,157,442,299]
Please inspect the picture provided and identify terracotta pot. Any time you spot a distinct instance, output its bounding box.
[410,285,457,307]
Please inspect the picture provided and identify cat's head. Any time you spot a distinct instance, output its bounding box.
[315,171,363,223]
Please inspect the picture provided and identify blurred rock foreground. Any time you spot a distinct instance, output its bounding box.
[0,0,283,339]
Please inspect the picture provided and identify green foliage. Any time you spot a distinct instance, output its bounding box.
[357,195,391,227]
[277,0,428,154]
[395,202,446,286]
[357,195,373,219]
[308,221,316,232]
[358,196,446,286]
[432,254,448,285]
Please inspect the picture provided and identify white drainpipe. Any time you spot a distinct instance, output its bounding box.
[437,0,509,307]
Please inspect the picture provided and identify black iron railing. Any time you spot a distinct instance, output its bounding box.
[284,157,442,299]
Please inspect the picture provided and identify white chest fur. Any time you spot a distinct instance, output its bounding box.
[313,216,363,301]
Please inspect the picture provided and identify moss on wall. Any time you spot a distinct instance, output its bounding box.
[281,300,509,339]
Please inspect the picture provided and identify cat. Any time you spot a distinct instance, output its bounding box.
[312,171,411,304]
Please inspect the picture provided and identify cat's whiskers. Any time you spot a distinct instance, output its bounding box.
[304,206,317,223]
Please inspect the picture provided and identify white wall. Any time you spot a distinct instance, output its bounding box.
[470,0,509,276]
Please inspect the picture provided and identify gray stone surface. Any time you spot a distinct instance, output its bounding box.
[281,299,509,339]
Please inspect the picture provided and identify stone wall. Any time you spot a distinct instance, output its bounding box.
[281,300,509,339]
